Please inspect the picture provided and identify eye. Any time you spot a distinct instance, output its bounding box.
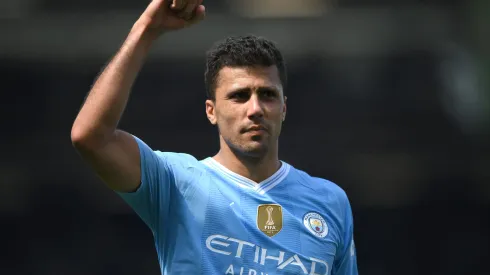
[229,91,250,101]
[260,89,278,99]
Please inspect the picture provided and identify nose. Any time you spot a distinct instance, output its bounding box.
[247,94,264,119]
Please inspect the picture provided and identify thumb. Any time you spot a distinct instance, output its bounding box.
[187,5,206,25]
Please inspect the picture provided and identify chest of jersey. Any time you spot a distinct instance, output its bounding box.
[179,173,339,275]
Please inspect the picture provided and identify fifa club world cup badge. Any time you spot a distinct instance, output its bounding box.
[257,204,283,237]
[303,212,328,238]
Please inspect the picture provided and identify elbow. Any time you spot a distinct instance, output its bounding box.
[71,124,92,149]
[71,123,114,150]
[70,123,102,150]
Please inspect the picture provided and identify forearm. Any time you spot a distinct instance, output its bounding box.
[71,22,158,146]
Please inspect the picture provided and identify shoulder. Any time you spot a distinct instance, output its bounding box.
[153,151,209,177]
[154,151,200,166]
[132,136,210,197]
[149,152,212,197]
[291,166,348,198]
[133,136,202,168]
[288,165,350,208]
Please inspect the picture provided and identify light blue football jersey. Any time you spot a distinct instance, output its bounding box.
[117,136,358,275]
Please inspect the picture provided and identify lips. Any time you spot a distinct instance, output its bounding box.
[248,126,266,131]
[243,125,268,133]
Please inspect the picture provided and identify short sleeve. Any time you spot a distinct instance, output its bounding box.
[116,136,173,232]
[333,196,359,275]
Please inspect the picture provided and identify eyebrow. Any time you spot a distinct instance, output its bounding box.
[227,86,279,95]
[227,87,251,95]
[257,86,280,93]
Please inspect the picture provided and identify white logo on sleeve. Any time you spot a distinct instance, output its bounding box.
[303,212,328,238]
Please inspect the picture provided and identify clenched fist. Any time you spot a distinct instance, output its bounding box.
[136,0,205,36]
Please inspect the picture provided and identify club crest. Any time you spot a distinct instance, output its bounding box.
[303,212,328,238]
[257,204,283,237]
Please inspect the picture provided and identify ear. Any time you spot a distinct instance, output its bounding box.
[282,96,287,122]
[205,99,217,125]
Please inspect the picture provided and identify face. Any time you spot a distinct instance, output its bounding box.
[205,66,287,158]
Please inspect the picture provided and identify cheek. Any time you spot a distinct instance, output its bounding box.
[216,109,239,133]
[217,109,234,124]
[267,105,284,120]
[267,106,284,132]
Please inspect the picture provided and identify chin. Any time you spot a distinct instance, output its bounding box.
[223,135,271,158]
[240,142,269,158]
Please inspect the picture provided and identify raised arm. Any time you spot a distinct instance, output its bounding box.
[71,0,205,193]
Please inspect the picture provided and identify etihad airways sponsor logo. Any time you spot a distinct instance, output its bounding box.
[206,234,329,275]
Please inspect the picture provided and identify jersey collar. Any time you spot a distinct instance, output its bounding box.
[202,158,290,195]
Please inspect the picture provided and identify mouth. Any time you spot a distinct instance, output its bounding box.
[243,125,268,134]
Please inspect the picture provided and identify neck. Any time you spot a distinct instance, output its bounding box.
[213,140,281,184]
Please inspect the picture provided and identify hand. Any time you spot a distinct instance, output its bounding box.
[136,0,205,36]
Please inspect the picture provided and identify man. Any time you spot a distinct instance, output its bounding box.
[71,0,358,274]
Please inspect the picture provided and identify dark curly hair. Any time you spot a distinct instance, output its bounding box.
[204,35,287,100]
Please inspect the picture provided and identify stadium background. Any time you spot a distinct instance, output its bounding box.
[1,0,489,274]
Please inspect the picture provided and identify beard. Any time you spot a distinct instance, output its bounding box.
[221,131,270,159]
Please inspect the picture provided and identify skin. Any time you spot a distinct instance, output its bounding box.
[71,0,205,193]
[205,66,287,183]
[71,0,287,192]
